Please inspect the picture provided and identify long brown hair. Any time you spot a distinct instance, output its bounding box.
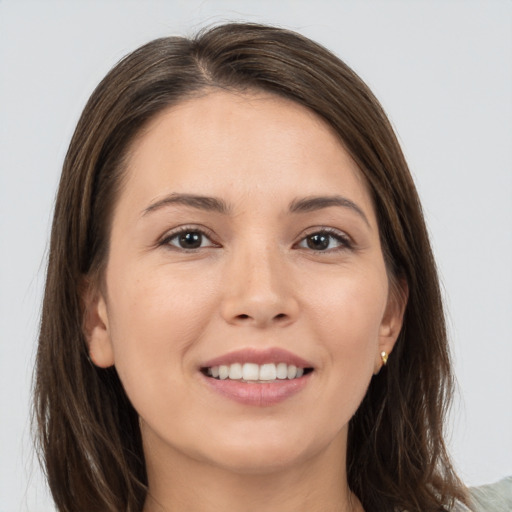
[34,23,468,511]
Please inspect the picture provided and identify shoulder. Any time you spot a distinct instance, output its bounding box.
[469,476,512,511]
[453,476,512,512]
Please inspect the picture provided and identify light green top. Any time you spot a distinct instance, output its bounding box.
[454,477,512,512]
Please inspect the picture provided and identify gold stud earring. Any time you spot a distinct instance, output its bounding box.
[380,351,388,366]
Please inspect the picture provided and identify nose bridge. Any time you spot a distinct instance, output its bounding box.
[221,234,298,326]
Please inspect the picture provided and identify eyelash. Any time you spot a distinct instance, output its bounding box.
[295,228,353,252]
[159,226,353,253]
[159,226,219,251]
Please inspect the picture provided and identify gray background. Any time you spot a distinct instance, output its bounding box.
[1,1,511,510]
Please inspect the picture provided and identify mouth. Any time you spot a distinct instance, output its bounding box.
[201,362,314,383]
[199,348,314,405]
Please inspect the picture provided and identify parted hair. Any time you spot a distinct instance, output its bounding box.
[34,23,468,511]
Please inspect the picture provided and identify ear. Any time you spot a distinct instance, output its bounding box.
[81,279,115,368]
[374,277,408,375]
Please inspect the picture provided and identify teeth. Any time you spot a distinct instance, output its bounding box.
[207,362,308,381]
[259,363,277,380]
[287,364,297,379]
[219,365,229,380]
[276,362,288,379]
[242,363,259,381]
[229,362,242,380]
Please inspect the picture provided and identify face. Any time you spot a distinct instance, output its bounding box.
[85,90,404,477]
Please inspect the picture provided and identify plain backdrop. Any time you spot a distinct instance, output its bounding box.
[1,1,511,510]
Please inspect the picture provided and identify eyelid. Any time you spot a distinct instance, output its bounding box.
[157,225,353,251]
[294,226,354,251]
[158,224,220,249]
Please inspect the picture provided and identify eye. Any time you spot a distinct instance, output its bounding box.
[162,228,217,250]
[297,229,352,251]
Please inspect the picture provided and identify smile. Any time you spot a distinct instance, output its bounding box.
[199,348,314,406]
[203,362,312,382]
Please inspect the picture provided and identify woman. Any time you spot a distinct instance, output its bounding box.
[34,22,480,511]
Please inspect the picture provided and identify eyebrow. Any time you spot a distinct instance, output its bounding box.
[142,192,370,226]
[142,193,230,216]
[289,195,370,226]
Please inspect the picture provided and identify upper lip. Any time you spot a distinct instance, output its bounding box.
[201,347,314,369]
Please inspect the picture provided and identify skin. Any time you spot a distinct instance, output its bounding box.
[84,90,406,512]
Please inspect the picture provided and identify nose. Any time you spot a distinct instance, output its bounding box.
[219,243,299,328]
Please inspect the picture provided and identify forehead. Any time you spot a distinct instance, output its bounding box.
[120,90,374,219]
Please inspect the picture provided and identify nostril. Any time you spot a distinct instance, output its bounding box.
[275,313,287,320]
[237,314,250,320]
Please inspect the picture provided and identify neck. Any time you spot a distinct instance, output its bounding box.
[142,432,363,512]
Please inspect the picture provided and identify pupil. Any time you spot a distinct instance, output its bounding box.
[307,234,329,250]
[179,232,202,248]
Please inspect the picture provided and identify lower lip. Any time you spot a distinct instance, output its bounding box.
[201,373,312,406]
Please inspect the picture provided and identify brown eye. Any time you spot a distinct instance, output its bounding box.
[178,232,203,249]
[306,233,330,251]
[164,229,216,250]
[297,230,351,252]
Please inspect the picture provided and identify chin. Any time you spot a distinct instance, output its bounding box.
[195,423,339,476]
[205,443,313,476]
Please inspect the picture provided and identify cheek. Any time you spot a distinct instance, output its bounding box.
[104,263,221,396]
[108,261,219,336]
[305,265,388,390]
[308,266,388,343]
